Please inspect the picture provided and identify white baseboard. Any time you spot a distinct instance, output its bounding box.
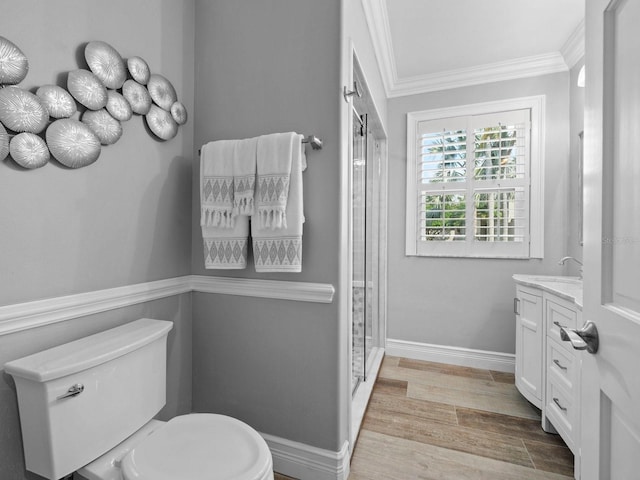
[261,433,350,480]
[386,338,515,373]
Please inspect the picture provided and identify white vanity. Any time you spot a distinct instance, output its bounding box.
[513,275,583,459]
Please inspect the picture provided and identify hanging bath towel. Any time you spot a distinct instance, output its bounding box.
[254,132,295,229]
[202,217,249,269]
[200,140,248,269]
[252,133,306,272]
[200,140,236,228]
[233,137,258,216]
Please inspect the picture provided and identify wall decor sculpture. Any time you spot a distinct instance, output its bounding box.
[0,36,188,170]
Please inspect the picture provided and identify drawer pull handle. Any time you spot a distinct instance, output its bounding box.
[553,397,567,412]
[553,320,568,329]
[553,359,567,370]
[514,298,520,315]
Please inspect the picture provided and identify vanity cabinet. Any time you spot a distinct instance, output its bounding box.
[544,296,581,454]
[513,275,583,460]
[514,285,543,408]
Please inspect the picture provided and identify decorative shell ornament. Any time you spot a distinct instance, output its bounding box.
[10,132,49,169]
[145,104,178,140]
[0,86,49,133]
[36,85,77,119]
[0,36,29,85]
[127,56,150,85]
[147,74,177,111]
[170,101,187,125]
[106,90,132,122]
[0,123,9,161]
[46,118,101,168]
[67,69,108,110]
[122,79,152,115]
[82,109,122,145]
[84,41,127,90]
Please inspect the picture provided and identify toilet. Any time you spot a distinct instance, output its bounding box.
[4,318,273,480]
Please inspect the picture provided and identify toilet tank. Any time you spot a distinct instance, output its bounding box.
[4,318,173,480]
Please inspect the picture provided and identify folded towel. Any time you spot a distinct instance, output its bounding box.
[252,133,306,272]
[233,137,258,216]
[202,216,249,269]
[200,140,236,228]
[255,132,297,229]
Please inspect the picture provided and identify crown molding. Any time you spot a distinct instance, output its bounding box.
[560,18,585,69]
[361,0,396,97]
[362,0,580,98]
[388,53,569,98]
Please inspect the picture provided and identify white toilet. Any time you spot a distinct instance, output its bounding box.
[4,318,273,480]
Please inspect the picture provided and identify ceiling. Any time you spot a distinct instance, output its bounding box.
[363,0,585,97]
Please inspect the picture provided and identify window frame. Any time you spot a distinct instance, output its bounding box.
[405,96,545,259]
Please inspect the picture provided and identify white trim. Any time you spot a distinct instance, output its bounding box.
[386,338,515,373]
[0,277,192,336]
[560,19,586,69]
[405,95,545,259]
[0,276,336,336]
[389,53,568,98]
[261,433,350,480]
[361,0,397,97]
[190,276,335,303]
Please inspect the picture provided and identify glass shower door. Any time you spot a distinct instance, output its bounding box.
[352,111,368,394]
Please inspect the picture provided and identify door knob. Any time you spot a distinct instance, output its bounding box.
[560,321,599,354]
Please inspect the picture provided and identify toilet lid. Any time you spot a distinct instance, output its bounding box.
[121,414,273,480]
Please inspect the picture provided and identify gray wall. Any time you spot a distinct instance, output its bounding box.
[386,73,571,354]
[0,1,195,478]
[191,0,344,452]
[0,0,194,306]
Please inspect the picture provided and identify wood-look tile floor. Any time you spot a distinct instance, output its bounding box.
[348,356,574,479]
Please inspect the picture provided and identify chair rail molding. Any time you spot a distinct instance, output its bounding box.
[0,276,336,336]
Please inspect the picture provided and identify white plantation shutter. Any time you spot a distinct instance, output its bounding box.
[406,97,544,258]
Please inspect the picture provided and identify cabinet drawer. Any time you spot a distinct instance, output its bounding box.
[546,378,576,453]
[547,339,576,392]
[546,299,577,347]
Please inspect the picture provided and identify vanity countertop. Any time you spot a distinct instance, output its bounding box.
[513,274,583,309]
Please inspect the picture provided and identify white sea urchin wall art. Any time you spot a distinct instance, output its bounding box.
[0,37,188,170]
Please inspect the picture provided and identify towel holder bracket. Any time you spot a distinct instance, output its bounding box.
[303,135,323,150]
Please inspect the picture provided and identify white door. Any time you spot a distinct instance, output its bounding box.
[579,0,640,478]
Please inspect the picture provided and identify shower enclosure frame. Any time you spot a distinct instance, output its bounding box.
[341,45,388,453]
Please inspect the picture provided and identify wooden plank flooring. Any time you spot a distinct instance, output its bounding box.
[349,356,574,479]
[274,355,574,479]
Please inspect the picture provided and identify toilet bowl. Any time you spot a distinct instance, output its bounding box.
[78,414,273,480]
[4,319,274,480]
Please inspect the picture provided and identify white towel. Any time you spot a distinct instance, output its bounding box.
[200,140,236,228]
[200,140,248,269]
[202,217,249,269]
[233,137,258,216]
[252,133,306,272]
[255,132,297,229]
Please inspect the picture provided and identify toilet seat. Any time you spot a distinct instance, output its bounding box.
[121,414,273,480]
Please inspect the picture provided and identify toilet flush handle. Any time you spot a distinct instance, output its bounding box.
[57,383,84,400]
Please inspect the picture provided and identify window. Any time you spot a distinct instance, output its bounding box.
[406,96,544,258]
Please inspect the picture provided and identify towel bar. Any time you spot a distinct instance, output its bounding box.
[198,134,322,155]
